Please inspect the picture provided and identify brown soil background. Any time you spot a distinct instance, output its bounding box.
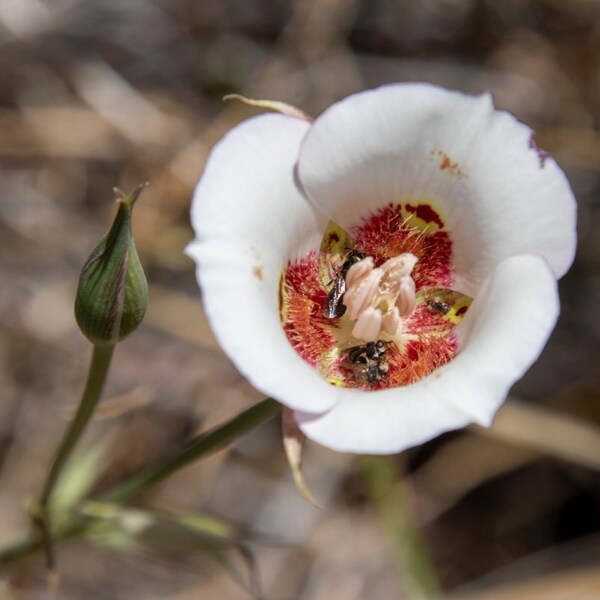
[0,1,599,598]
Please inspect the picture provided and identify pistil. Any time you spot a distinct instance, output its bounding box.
[343,253,418,342]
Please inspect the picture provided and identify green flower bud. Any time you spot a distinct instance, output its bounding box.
[75,184,149,345]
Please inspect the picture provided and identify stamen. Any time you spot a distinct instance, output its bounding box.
[345,256,374,288]
[352,306,383,342]
[345,269,382,321]
[382,306,400,335]
[397,275,416,316]
[343,253,417,341]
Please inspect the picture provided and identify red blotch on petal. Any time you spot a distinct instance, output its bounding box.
[405,203,444,229]
[455,306,468,317]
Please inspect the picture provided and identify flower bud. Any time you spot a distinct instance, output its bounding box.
[75,184,149,345]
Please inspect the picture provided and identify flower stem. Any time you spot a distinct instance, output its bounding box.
[33,344,115,569]
[1,397,281,565]
[359,455,440,600]
[102,397,282,503]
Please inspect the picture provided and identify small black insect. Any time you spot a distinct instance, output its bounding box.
[347,340,387,362]
[324,250,365,319]
[426,299,450,314]
[346,340,389,385]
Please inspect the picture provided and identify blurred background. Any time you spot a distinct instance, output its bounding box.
[1,0,599,598]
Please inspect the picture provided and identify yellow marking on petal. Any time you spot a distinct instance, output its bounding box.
[446,297,472,325]
[401,200,447,233]
[318,220,356,288]
[278,273,287,322]
[417,288,473,326]
[317,346,341,371]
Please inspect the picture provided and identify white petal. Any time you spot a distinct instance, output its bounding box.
[295,384,471,455]
[448,254,559,424]
[297,83,576,296]
[187,114,337,413]
[296,255,559,454]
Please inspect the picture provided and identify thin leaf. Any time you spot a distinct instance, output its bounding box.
[82,502,239,556]
[49,440,109,518]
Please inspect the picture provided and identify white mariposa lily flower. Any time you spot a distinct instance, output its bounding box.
[186,83,576,454]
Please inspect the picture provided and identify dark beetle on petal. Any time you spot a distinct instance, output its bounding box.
[324,250,365,319]
[345,340,389,385]
[426,299,450,314]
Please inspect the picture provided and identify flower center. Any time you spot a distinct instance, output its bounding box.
[343,253,417,342]
[279,202,472,390]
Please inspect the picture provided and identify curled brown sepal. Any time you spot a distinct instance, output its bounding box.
[223,93,313,122]
[74,183,149,345]
[282,408,319,507]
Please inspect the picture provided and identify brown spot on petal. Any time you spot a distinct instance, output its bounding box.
[252,265,263,281]
[430,149,466,178]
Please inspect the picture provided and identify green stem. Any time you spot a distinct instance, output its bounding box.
[103,397,282,503]
[33,344,114,568]
[40,344,115,506]
[359,455,439,600]
[1,397,281,566]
